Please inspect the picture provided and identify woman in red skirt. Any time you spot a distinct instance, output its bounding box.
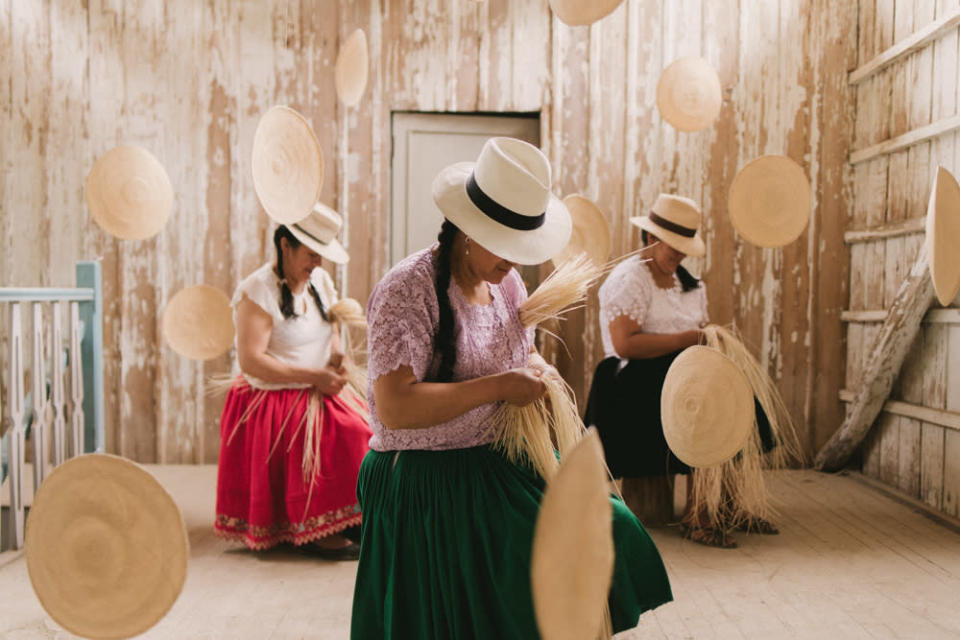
[215,204,371,560]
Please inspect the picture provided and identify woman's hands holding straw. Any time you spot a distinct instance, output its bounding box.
[497,368,547,407]
[312,355,347,396]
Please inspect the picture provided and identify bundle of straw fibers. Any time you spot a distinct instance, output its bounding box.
[328,297,369,406]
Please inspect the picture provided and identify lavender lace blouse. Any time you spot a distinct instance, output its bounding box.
[365,247,534,451]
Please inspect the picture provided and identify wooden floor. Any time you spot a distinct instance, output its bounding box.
[2,468,960,639]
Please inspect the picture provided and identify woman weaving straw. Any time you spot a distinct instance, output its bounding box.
[350,137,672,638]
[585,194,780,549]
[214,204,372,559]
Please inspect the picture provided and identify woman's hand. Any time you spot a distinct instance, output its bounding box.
[682,329,704,347]
[498,368,547,407]
[312,368,347,396]
[326,349,346,375]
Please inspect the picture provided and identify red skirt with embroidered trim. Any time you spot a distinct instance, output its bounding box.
[214,380,372,550]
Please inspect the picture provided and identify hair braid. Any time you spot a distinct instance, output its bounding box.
[433,220,459,382]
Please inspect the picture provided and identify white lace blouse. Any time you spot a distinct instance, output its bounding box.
[232,262,339,390]
[598,255,709,361]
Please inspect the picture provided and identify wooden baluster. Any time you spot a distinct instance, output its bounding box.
[69,302,85,457]
[50,302,66,467]
[6,303,26,550]
[31,302,47,492]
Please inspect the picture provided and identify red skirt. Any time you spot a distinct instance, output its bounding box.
[214,379,372,550]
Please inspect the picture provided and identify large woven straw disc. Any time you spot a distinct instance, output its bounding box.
[728,155,811,248]
[251,105,324,225]
[531,428,614,640]
[548,0,624,26]
[335,29,369,107]
[656,57,723,132]
[661,346,754,468]
[25,454,188,640]
[85,146,173,240]
[926,166,960,306]
[553,194,612,267]
[162,285,235,360]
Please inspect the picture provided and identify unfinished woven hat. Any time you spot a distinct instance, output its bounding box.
[252,105,324,225]
[288,202,350,264]
[548,0,625,25]
[926,166,960,306]
[433,137,572,265]
[85,146,173,240]
[162,285,235,360]
[661,346,754,468]
[728,155,810,248]
[553,194,611,267]
[630,193,706,257]
[531,428,614,640]
[335,29,369,107]
[656,57,723,132]
[25,454,188,640]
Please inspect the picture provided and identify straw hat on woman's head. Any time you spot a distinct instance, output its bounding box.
[728,155,811,248]
[926,166,960,306]
[630,194,706,257]
[252,105,324,225]
[661,346,754,468]
[85,145,173,240]
[287,201,350,264]
[432,137,572,265]
[26,454,189,640]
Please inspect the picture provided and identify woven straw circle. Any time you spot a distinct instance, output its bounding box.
[25,454,188,640]
[251,106,324,225]
[926,166,960,306]
[553,194,611,267]
[661,346,754,468]
[728,155,811,248]
[656,57,723,132]
[162,285,235,360]
[531,428,614,640]
[548,0,625,26]
[85,146,173,240]
[335,29,369,107]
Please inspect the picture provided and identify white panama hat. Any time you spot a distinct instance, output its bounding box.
[432,137,572,266]
[288,202,350,265]
[630,193,706,257]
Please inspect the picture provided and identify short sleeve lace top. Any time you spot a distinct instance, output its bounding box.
[232,262,339,390]
[598,255,709,360]
[365,247,534,452]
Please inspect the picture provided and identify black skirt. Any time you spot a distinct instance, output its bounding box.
[584,351,775,479]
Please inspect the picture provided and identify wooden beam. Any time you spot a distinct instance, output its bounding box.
[849,8,960,85]
[838,390,960,432]
[844,216,925,243]
[850,114,960,165]
[841,308,960,323]
[815,245,937,471]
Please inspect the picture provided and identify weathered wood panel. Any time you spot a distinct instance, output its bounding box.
[1,0,855,463]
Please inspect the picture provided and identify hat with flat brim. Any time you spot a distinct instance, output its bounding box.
[335,29,369,107]
[661,346,754,468]
[288,202,350,264]
[85,146,173,240]
[656,57,723,133]
[728,155,811,248]
[252,105,325,225]
[553,194,612,267]
[548,0,625,26]
[25,454,189,640]
[531,428,614,640]
[432,138,571,266]
[926,166,960,306]
[162,285,235,360]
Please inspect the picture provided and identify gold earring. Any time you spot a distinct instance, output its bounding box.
[465,237,471,256]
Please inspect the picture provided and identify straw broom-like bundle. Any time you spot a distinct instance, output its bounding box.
[689,324,805,529]
[328,298,370,417]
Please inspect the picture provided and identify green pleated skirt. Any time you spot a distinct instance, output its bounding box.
[350,446,673,639]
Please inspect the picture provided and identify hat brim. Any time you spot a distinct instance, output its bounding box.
[288,225,350,264]
[926,166,960,306]
[630,216,706,257]
[553,194,612,266]
[432,162,572,266]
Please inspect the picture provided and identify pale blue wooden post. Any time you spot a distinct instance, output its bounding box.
[76,262,104,453]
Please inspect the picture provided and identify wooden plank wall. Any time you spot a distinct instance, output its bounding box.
[0,0,855,464]
[851,0,960,518]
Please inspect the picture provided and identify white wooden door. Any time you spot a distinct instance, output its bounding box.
[390,112,540,266]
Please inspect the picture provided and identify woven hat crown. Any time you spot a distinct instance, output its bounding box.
[651,194,701,231]
[294,203,342,245]
[473,137,552,219]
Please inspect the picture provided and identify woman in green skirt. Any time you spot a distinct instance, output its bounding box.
[351,137,673,639]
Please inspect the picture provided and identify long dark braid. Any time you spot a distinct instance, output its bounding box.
[273,226,330,321]
[642,229,701,292]
[433,220,459,382]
